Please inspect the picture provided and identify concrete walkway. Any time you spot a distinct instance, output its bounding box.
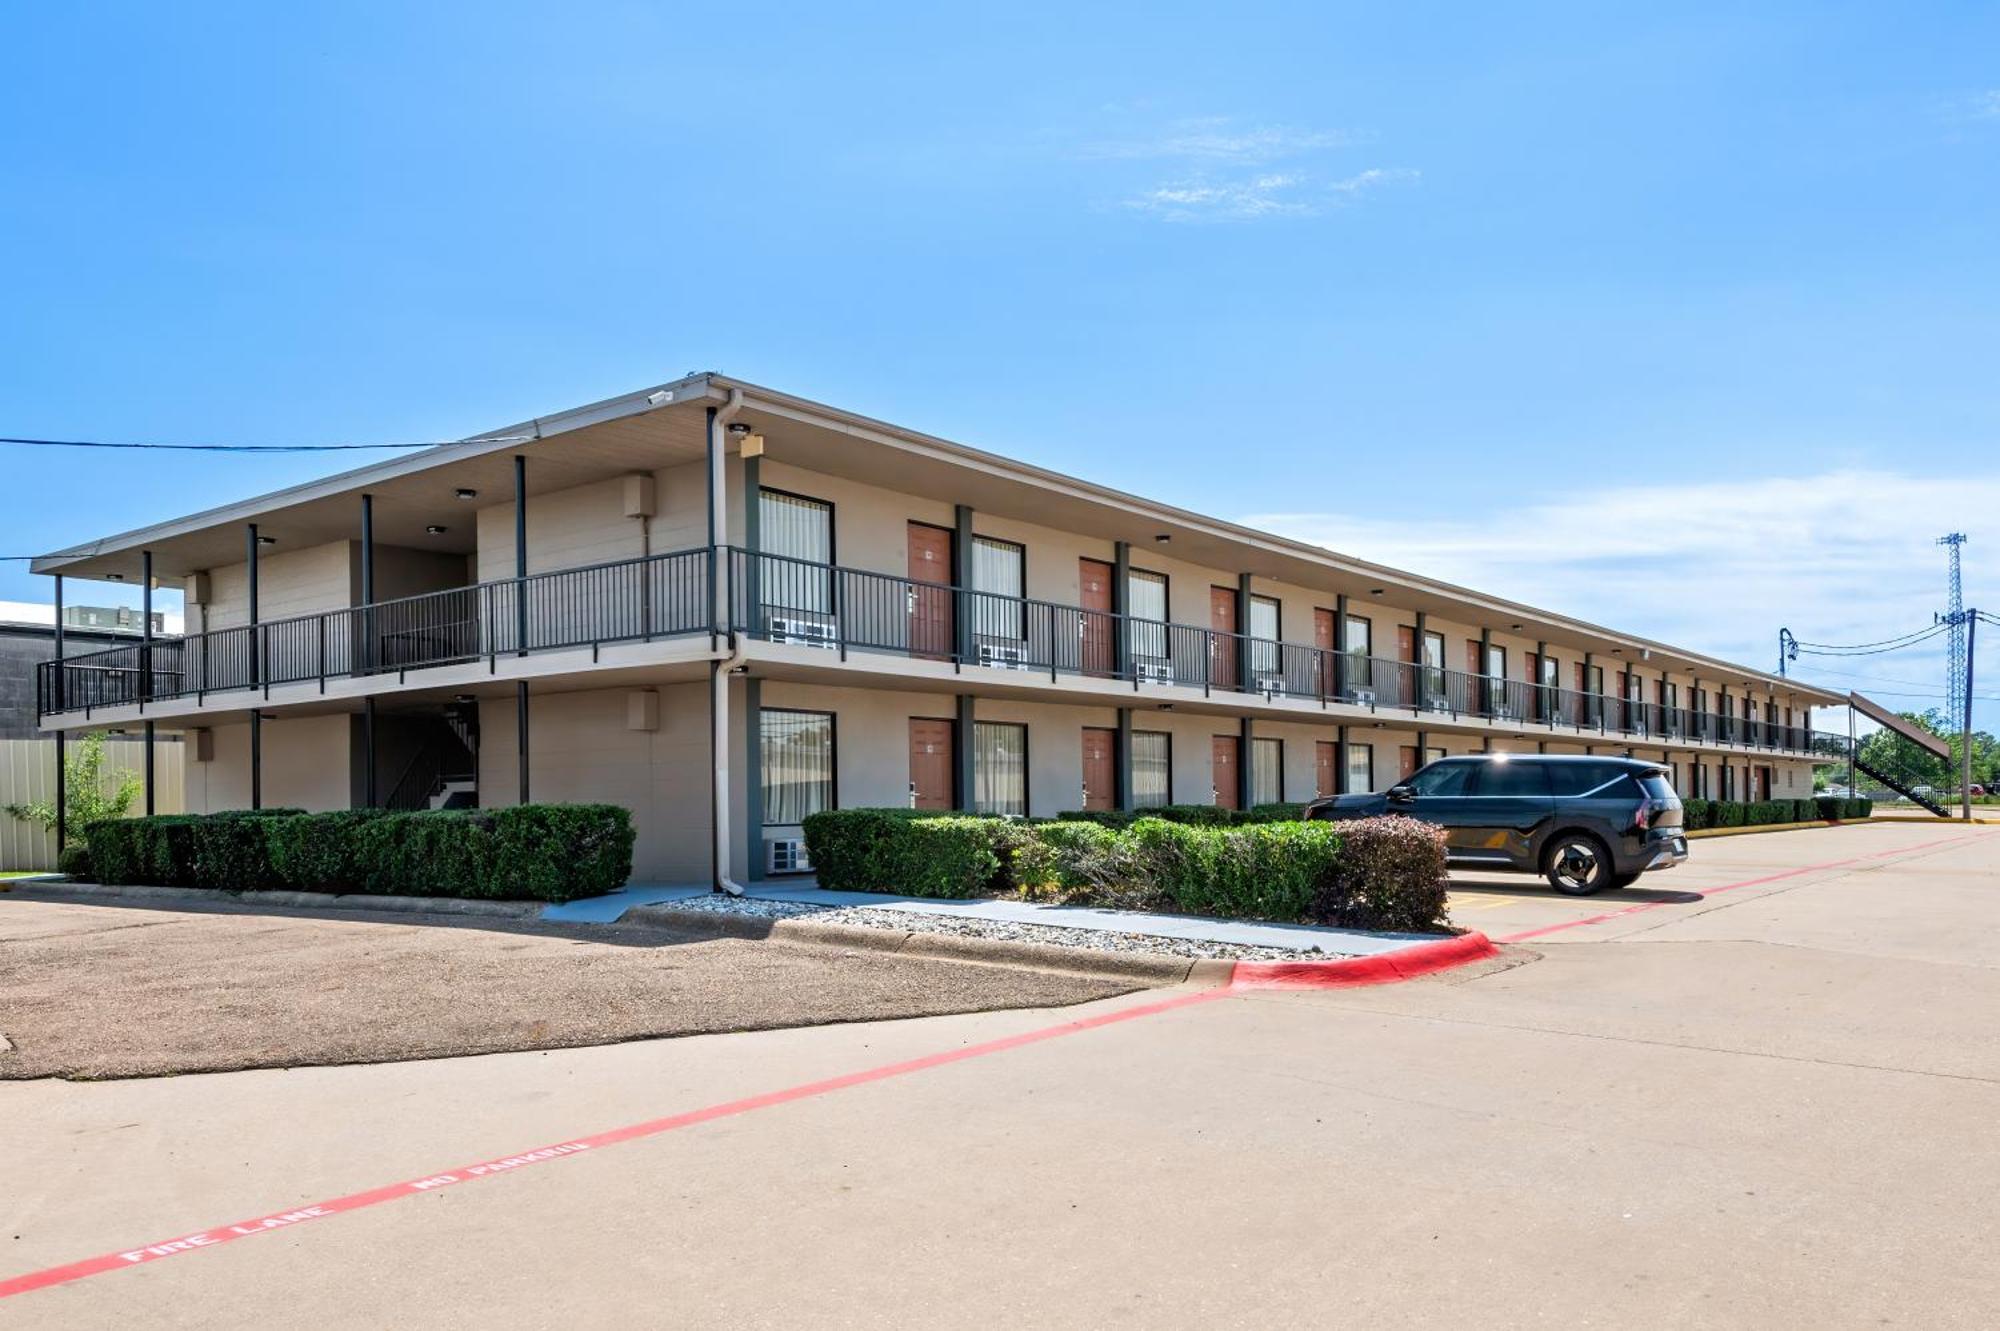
[540,882,1432,955]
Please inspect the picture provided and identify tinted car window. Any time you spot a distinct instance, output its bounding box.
[1475,761,1551,798]
[1639,772,1677,801]
[1408,762,1478,796]
[1547,763,1631,797]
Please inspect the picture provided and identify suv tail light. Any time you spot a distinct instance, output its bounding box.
[1631,801,1651,833]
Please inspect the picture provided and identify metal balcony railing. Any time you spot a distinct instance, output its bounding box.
[36,542,1828,756]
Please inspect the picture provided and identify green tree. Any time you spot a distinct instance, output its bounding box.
[1857,709,1999,792]
[4,732,141,848]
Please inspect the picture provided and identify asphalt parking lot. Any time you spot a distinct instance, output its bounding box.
[4,820,1996,1326]
[0,898,1135,1080]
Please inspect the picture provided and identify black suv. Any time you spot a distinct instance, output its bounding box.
[1303,754,1687,895]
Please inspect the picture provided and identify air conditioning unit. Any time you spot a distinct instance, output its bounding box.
[1135,659,1175,685]
[768,615,839,650]
[1490,703,1517,720]
[1349,688,1377,705]
[766,838,813,874]
[1253,672,1288,698]
[978,643,1029,670]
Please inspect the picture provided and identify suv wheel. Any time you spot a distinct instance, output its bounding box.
[1543,833,1614,896]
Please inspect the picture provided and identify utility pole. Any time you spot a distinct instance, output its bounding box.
[1964,608,1977,823]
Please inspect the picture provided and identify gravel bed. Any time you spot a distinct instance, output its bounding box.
[659,894,1358,962]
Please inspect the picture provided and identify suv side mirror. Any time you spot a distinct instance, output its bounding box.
[1387,783,1416,802]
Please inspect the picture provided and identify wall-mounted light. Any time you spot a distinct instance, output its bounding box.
[455,488,478,501]
[426,525,448,536]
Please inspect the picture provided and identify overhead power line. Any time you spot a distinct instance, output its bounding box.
[0,433,530,453]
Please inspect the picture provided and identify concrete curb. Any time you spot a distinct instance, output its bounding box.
[1228,931,1498,990]
[8,880,1228,988]
[624,902,1215,986]
[1686,819,1854,840]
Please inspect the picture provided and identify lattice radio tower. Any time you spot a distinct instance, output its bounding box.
[1939,533,1968,722]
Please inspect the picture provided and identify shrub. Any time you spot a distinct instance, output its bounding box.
[266,809,391,893]
[57,842,91,880]
[1013,820,1127,903]
[1682,798,1712,831]
[481,803,635,902]
[1714,801,1747,828]
[1844,797,1872,820]
[1308,815,1450,932]
[800,809,1000,898]
[77,805,629,902]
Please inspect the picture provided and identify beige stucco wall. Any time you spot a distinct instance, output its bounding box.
[194,540,358,632]
[181,714,354,813]
[478,682,712,884]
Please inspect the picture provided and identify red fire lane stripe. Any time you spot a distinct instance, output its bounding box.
[1496,832,1983,945]
[0,987,1225,1302]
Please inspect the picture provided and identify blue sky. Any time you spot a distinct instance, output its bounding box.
[4,2,1997,727]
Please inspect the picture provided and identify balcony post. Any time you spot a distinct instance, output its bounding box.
[1479,628,1492,716]
[514,455,529,656]
[247,523,262,811]
[1116,706,1134,813]
[953,505,974,664]
[142,550,155,816]
[518,681,530,805]
[1534,639,1547,725]
[1112,540,1131,679]
[955,694,975,813]
[1415,612,1430,711]
[744,677,763,880]
[53,573,65,855]
[1334,594,1349,699]
[247,523,260,686]
[1238,715,1254,810]
[1236,573,1253,693]
[1335,724,1349,794]
[361,492,374,672]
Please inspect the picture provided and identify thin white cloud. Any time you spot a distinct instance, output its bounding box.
[1328,167,1420,194]
[1972,89,2000,119]
[1124,173,1312,222]
[1084,117,1362,164]
[1245,469,2000,723]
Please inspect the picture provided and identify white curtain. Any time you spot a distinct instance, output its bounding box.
[973,721,1027,816]
[761,710,833,824]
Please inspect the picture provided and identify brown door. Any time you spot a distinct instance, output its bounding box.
[1081,727,1117,811]
[1399,745,1420,782]
[907,523,954,661]
[1466,641,1483,713]
[1079,558,1115,676]
[1209,587,1238,690]
[1315,740,1338,797]
[1211,735,1240,809]
[1526,651,1542,721]
[908,718,954,810]
[1396,625,1417,705]
[1756,766,1772,801]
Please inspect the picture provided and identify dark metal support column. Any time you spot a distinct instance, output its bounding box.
[1479,628,1492,716]
[1112,540,1131,678]
[1536,639,1548,724]
[360,493,377,808]
[1236,573,1254,692]
[363,698,377,808]
[1238,714,1254,809]
[1116,705,1134,812]
[53,573,66,854]
[513,456,528,655]
[1584,652,1596,727]
[1414,611,1429,710]
[742,452,762,632]
[954,694,976,812]
[247,523,262,810]
[953,505,974,664]
[517,681,530,805]
[744,677,763,879]
[142,550,155,815]
[1335,724,1349,794]
[1334,593,1349,698]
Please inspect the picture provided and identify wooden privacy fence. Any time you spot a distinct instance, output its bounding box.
[0,738,183,871]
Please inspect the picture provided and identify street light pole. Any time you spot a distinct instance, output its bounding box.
[1963,609,1977,823]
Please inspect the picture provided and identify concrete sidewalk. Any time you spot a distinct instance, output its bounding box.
[541,883,1435,956]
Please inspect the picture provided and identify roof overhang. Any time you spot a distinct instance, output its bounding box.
[27,371,1844,704]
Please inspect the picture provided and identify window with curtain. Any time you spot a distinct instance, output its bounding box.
[1128,569,1168,666]
[1344,742,1375,794]
[1423,630,1446,697]
[972,721,1027,816]
[971,536,1025,642]
[1131,730,1171,807]
[760,709,833,825]
[1345,615,1373,689]
[759,490,833,615]
[1248,595,1280,677]
[1251,736,1283,805]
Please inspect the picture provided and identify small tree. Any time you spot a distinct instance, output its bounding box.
[5,732,141,848]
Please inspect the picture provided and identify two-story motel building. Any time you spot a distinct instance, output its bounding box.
[33,374,1842,886]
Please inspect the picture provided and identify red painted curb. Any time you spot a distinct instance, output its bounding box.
[1229,931,1499,990]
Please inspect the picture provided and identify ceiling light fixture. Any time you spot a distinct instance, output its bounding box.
[727,422,752,437]
[1369,588,1385,596]
[455,488,478,501]
[1154,533,1171,543]
[258,535,276,546]
[426,525,448,535]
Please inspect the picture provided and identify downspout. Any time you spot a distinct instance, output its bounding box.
[710,388,748,895]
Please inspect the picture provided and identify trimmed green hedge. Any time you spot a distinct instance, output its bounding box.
[802,808,1451,932]
[81,805,633,903]
[1052,803,1305,830]
[1682,797,1870,831]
